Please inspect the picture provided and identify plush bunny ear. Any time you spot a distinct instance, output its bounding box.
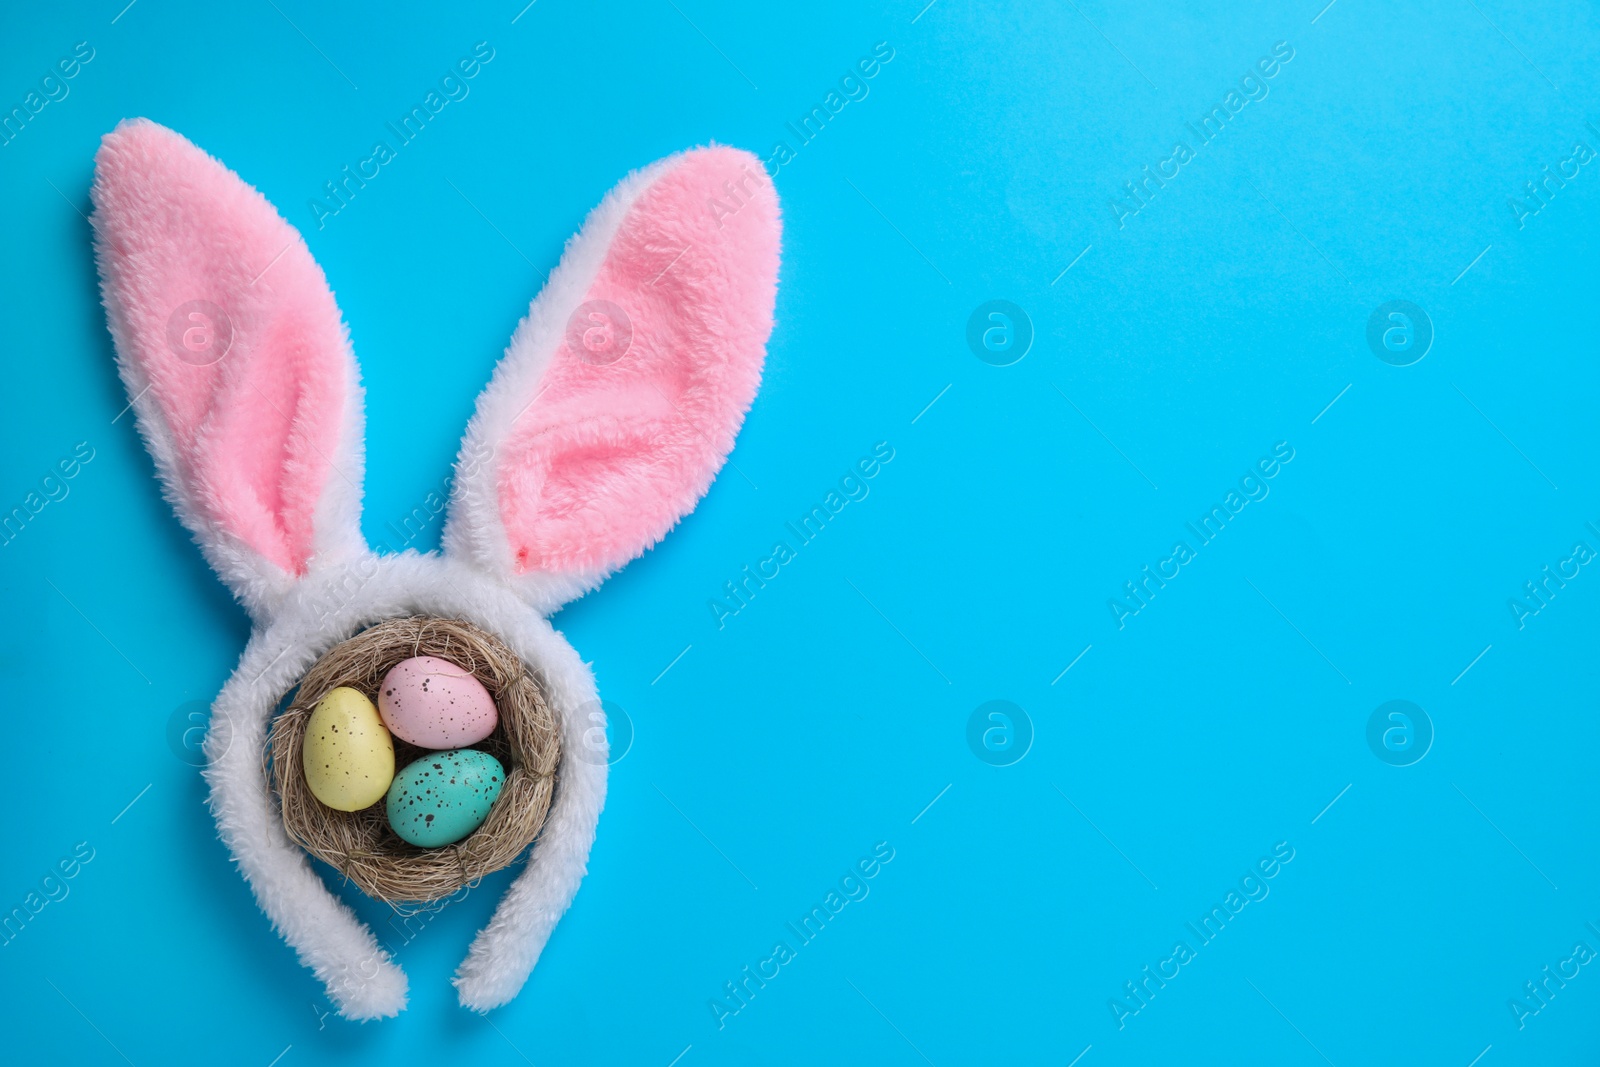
[444,146,780,611]
[91,119,365,618]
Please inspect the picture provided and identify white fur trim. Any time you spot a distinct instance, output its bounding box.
[206,551,605,1018]
[305,319,370,599]
[443,154,676,614]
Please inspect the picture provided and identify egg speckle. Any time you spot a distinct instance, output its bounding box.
[384,749,506,847]
[377,655,498,748]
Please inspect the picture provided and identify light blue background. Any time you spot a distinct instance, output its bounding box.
[3,1,1599,1063]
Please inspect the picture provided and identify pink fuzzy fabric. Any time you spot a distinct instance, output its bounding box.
[91,119,351,577]
[496,148,780,576]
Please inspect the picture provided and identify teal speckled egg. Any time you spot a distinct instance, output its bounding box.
[384,749,505,847]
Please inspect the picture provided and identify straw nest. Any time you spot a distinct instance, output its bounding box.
[266,616,559,903]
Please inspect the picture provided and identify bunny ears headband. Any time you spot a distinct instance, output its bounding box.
[90,119,780,1017]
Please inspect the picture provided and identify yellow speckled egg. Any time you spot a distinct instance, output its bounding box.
[302,687,395,811]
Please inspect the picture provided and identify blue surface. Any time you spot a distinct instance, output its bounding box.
[3,1,1599,1063]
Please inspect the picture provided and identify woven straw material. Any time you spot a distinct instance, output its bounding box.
[267,616,559,902]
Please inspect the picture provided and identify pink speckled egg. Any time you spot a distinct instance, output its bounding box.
[377,655,498,748]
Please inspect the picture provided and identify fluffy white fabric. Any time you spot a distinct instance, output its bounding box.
[208,552,605,1019]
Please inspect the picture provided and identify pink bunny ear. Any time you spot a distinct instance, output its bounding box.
[445,146,781,610]
[92,119,365,616]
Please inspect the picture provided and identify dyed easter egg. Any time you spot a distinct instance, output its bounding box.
[385,749,505,847]
[302,687,395,811]
[377,655,498,748]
